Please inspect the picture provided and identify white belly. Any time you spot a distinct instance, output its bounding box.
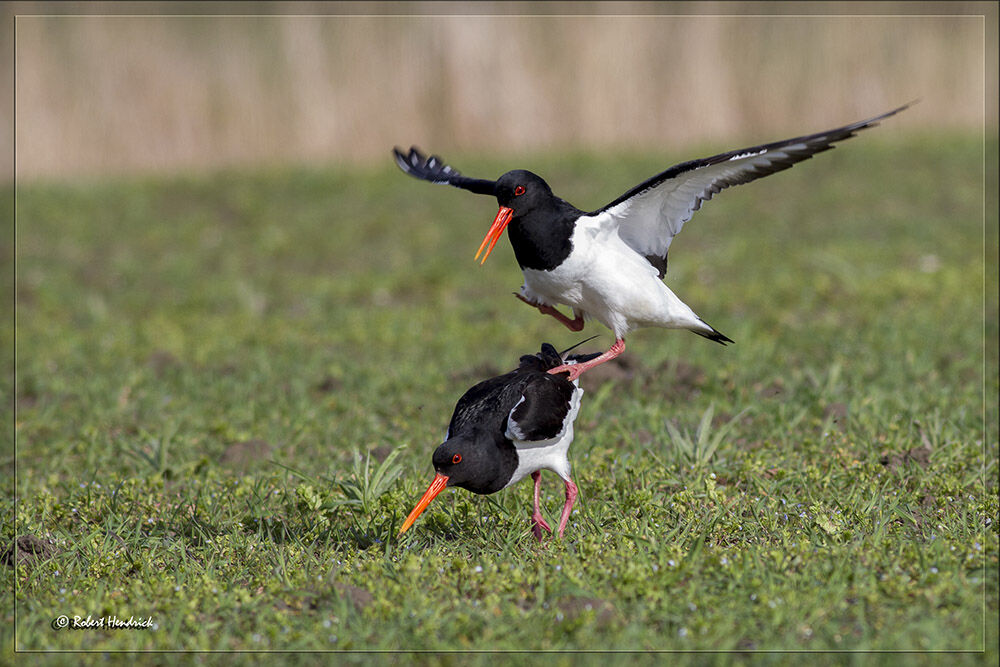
[519,223,704,338]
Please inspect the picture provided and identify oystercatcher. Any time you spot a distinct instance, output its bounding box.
[394,104,910,380]
[397,342,599,541]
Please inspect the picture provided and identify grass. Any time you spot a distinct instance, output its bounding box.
[7,133,998,661]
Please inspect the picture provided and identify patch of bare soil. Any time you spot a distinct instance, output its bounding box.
[219,439,273,468]
[878,445,931,472]
[3,535,58,568]
[555,596,619,626]
[755,379,785,399]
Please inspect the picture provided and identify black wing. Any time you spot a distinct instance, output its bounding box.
[505,375,578,443]
[446,370,520,440]
[393,146,497,196]
[589,103,913,274]
[447,345,588,443]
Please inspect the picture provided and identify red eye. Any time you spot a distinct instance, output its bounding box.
[514,185,525,196]
[452,453,462,464]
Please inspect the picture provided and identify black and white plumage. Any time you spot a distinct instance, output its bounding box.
[398,343,598,541]
[394,104,910,380]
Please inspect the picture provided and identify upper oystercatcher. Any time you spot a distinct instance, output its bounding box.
[394,104,910,380]
[397,342,599,541]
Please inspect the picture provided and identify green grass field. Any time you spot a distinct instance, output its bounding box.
[7,134,998,661]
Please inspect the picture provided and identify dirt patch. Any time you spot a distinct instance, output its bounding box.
[905,493,942,535]
[219,439,273,468]
[16,284,37,307]
[369,445,395,463]
[314,375,343,394]
[755,379,785,399]
[309,581,374,612]
[878,445,931,472]
[146,350,181,377]
[632,429,655,445]
[823,402,848,424]
[16,392,38,411]
[336,582,373,610]
[555,596,618,626]
[16,376,43,411]
[3,535,58,568]
[711,411,754,429]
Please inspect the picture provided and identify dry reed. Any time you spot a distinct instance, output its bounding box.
[10,3,995,182]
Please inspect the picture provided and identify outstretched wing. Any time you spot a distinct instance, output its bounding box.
[505,375,579,443]
[393,146,497,196]
[589,103,912,277]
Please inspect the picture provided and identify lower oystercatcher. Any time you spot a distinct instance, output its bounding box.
[398,343,599,541]
[394,103,910,380]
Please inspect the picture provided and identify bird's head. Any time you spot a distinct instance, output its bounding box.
[397,434,494,536]
[517,342,566,373]
[475,170,552,264]
[495,170,551,209]
[518,340,602,375]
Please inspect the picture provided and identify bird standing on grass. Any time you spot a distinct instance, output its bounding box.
[398,343,599,541]
[394,104,910,381]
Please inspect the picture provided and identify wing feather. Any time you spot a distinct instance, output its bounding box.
[592,104,912,271]
[393,146,497,196]
[504,376,576,443]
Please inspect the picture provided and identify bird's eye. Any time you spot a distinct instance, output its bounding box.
[514,185,525,196]
[452,453,462,464]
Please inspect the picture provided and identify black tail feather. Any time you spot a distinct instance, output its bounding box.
[693,322,735,346]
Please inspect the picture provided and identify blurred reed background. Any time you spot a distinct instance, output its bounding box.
[10,2,996,183]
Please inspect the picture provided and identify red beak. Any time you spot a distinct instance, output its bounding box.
[398,472,450,536]
[475,206,514,264]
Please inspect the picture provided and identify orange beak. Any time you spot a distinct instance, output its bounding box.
[474,206,514,264]
[398,472,450,536]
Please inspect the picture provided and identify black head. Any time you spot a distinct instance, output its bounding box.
[518,340,603,374]
[431,432,511,495]
[398,429,517,536]
[517,342,565,373]
[476,170,573,265]
[495,170,553,214]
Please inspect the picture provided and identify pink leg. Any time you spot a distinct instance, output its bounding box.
[556,478,578,538]
[530,471,552,541]
[548,338,626,382]
[515,294,585,332]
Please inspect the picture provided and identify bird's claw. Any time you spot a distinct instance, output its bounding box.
[531,513,552,541]
[514,294,586,333]
[513,293,536,306]
[547,363,583,382]
[513,293,557,317]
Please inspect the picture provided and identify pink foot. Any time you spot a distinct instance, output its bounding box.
[530,471,552,542]
[532,513,552,541]
[556,478,578,538]
[548,338,626,382]
[515,294,584,332]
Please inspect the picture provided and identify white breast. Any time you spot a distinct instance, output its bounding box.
[519,216,701,338]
